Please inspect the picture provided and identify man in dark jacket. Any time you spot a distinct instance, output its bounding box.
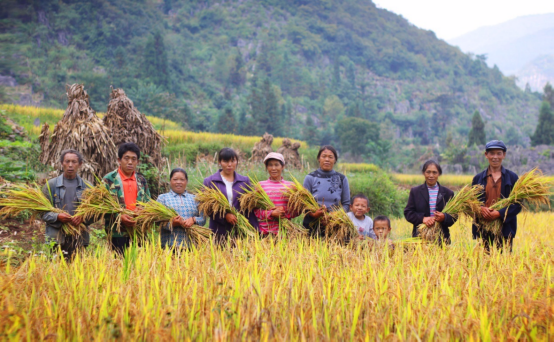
[472,140,521,252]
[42,149,92,259]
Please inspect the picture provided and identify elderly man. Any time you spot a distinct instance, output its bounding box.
[42,149,92,259]
[471,140,521,252]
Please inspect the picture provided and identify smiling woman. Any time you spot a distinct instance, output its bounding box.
[302,145,351,237]
[403,159,456,244]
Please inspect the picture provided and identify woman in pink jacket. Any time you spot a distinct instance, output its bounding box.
[255,152,299,235]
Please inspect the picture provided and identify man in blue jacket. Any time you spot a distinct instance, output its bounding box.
[472,140,521,252]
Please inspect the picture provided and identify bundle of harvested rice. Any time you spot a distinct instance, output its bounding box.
[418,184,483,242]
[326,206,359,242]
[196,184,258,238]
[103,88,165,168]
[239,180,308,236]
[0,183,84,236]
[75,182,135,234]
[39,84,118,183]
[135,200,212,245]
[283,175,320,215]
[480,168,552,236]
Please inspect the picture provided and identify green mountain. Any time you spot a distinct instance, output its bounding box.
[0,0,542,168]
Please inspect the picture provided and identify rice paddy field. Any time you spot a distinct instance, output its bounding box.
[1,212,552,340]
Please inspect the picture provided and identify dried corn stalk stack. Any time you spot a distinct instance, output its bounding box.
[38,122,50,164]
[103,88,165,168]
[39,84,117,183]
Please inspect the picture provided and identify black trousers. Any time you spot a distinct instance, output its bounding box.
[479,231,513,253]
[303,215,326,238]
[51,236,87,261]
[110,236,131,255]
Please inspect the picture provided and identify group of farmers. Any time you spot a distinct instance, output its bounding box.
[41,139,520,259]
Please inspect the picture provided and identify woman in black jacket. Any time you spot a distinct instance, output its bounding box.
[404,160,456,244]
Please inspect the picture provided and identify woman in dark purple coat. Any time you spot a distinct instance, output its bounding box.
[202,148,258,241]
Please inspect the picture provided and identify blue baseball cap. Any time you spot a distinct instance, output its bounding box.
[485,140,507,152]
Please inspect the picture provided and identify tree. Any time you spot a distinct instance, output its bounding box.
[303,115,319,146]
[143,31,169,88]
[336,117,379,157]
[216,107,237,134]
[247,78,282,136]
[323,95,344,120]
[544,82,554,108]
[468,110,486,146]
[531,101,554,146]
[228,49,245,87]
[332,57,340,89]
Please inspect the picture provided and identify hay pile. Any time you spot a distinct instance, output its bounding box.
[277,138,302,169]
[39,84,117,182]
[250,132,274,163]
[103,88,165,167]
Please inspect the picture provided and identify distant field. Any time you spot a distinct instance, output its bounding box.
[0,105,307,152]
[392,174,474,187]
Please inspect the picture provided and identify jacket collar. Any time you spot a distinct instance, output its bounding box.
[212,170,245,184]
[55,174,86,188]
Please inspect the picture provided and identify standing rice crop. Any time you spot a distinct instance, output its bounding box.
[418,184,483,242]
[0,183,84,236]
[75,183,135,234]
[135,200,212,245]
[239,180,308,236]
[480,168,552,236]
[196,184,258,238]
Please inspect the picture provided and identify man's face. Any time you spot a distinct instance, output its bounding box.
[61,153,82,178]
[485,149,505,169]
[373,220,391,240]
[118,151,139,174]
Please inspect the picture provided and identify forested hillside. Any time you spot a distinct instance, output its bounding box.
[0,0,542,169]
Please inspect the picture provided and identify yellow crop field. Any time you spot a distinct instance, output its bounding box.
[393,173,474,187]
[1,212,552,340]
[337,163,381,173]
[1,104,308,151]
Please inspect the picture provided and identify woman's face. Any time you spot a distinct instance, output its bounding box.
[220,158,238,174]
[318,149,336,171]
[423,164,440,186]
[170,172,188,194]
[266,160,284,180]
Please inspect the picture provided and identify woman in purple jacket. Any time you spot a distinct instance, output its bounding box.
[202,148,259,242]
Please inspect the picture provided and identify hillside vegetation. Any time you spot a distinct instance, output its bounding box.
[0,0,542,169]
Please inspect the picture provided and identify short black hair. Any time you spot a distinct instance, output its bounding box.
[118,142,141,159]
[218,147,238,163]
[170,168,188,180]
[317,145,338,161]
[60,149,84,164]
[422,160,442,175]
[373,215,391,228]
[351,193,369,207]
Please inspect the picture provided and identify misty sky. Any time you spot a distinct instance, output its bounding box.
[374,0,554,40]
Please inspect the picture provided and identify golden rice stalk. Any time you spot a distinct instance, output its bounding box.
[238,179,274,216]
[418,184,484,242]
[186,225,213,246]
[480,168,553,235]
[0,183,84,236]
[75,183,135,233]
[135,200,213,245]
[135,200,178,234]
[196,183,258,238]
[283,175,320,215]
[103,87,165,168]
[239,179,308,236]
[326,206,359,242]
[39,84,118,183]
